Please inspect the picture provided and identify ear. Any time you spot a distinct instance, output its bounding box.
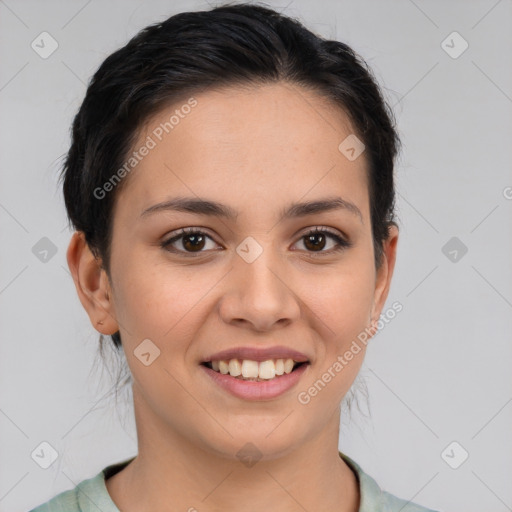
[66,231,119,335]
[370,224,399,327]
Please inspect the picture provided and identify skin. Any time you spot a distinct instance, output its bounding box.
[67,82,398,512]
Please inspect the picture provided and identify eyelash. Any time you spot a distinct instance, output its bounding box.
[160,226,352,257]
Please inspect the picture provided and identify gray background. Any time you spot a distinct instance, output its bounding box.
[1,1,511,511]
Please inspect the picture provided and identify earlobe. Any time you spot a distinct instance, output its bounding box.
[66,231,119,335]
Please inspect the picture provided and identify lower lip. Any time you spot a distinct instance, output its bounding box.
[201,363,309,401]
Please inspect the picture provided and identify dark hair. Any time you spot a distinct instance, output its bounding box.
[61,2,400,351]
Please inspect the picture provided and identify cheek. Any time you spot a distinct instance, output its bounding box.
[111,251,216,343]
[296,271,373,414]
[308,262,376,345]
[111,258,211,413]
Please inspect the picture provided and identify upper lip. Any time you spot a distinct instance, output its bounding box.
[203,346,310,363]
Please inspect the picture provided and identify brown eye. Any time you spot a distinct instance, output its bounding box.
[161,228,218,255]
[295,227,352,255]
[303,232,328,251]
[181,232,206,252]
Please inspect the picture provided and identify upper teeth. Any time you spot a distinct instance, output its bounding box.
[211,358,298,380]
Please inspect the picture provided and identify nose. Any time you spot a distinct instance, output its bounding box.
[218,248,301,332]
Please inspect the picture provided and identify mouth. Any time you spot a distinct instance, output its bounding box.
[201,358,309,382]
[200,358,310,401]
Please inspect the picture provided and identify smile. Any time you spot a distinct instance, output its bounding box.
[200,359,310,401]
[203,358,307,381]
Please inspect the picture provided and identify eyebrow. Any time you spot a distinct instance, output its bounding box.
[140,196,363,223]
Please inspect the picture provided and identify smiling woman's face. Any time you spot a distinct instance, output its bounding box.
[84,82,397,460]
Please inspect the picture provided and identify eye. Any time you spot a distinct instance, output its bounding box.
[160,226,352,257]
[293,227,352,255]
[160,228,219,256]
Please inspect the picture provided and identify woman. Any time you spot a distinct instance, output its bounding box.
[30,2,439,511]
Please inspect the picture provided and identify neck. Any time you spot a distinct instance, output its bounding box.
[106,386,360,512]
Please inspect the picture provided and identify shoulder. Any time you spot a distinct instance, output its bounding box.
[339,452,441,512]
[29,485,79,512]
[379,490,441,512]
[28,457,135,512]
[28,471,110,512]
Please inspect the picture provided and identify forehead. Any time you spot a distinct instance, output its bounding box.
[115,82,369,222]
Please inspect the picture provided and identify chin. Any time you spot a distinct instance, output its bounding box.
[195,419,308,463]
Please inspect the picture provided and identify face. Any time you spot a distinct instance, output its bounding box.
[69,82,398,461]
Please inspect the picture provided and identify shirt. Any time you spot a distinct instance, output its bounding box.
[29,451,440,511]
